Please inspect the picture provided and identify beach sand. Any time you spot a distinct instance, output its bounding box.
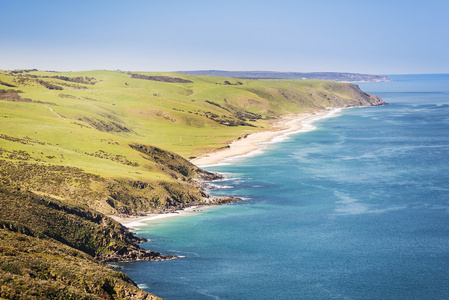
[191,109,341,167]
[113,108,341,227]
[110,206,209,229]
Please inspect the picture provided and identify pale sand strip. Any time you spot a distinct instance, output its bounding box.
[110,206,212,228]
[191,108,342,167]
[110,214,178,229]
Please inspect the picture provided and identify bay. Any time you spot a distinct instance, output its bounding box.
[120,74,449,299]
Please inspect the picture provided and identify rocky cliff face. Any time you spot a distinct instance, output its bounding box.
[0,151,239,298]
[323,83,388,107]
[0,186,162,299]
[0,229,161,299]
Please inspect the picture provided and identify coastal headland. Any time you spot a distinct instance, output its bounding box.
[0,69,387,299]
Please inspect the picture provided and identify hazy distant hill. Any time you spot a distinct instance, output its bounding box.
[176,70,391,82]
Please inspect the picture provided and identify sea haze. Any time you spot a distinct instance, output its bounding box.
[119,74,449,299]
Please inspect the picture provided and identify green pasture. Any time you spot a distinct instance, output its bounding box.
[0,69,373,181]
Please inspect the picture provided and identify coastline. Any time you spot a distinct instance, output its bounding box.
[191,108,342,167]
[110,206,209,229]
[113,108,343,227]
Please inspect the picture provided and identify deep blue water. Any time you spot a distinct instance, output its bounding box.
[120,74,449,299]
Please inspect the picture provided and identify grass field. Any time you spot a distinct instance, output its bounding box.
[0,69,385,214]
[0,69,385,299]
[0,70,382,173]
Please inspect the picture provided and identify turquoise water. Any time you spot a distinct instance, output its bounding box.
[120,74,449,299]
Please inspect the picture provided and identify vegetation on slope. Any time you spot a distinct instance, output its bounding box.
[0,184,174,261]
[0,69,385,214]
[0,184,167,299]
[0,229,159,299]
[0,69,386,298]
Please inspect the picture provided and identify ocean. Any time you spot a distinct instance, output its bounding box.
[119,74,449,299]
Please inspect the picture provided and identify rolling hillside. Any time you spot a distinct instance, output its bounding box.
[0,69,386,214]
[0,69,386,299]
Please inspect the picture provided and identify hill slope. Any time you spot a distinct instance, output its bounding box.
[0,69,386,215]
[0,227,159,299]
[0,69,386,298]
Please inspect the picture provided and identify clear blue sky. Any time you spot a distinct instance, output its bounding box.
[1,0,448,74]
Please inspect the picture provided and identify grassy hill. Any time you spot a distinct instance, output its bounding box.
[0,69,385,215]
[0,69,386,298]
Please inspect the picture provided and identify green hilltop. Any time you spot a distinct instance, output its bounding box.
[0,69,386,299]
[0,69,386,215]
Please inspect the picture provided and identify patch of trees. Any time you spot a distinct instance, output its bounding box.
[0,148,34,161]
[5,70,97,88]
[0,133,46,145]
[83,96,98,102]
[205,100,231,112]
[155,111,176,123]
[128,73,193,83]
[58,93,77,99]
[0,89,27,101]
[11,74,94,89]
[35,79,63,90]
[199,111,256,127]
[0,89,56,105]
[223,80,243,85]
[84,150,139,167]
[214,115,256,127]
[78,117,132,133]
[7,69,38,75]
[13,77,35,87]
[45,75,97,85]
[234,110,262,121]
[204,100,262,123]
[0,80,16,87]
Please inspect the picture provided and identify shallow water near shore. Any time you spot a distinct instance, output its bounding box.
[119,74,449,299]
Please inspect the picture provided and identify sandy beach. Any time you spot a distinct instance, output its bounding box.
[191,109,342,167]
[110,206,212,229]
[110,214,177,229]
[113,108,341,227]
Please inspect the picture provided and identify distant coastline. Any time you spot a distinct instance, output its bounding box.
[176,70,391,82]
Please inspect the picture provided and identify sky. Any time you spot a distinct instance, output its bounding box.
[1,0,448,74]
